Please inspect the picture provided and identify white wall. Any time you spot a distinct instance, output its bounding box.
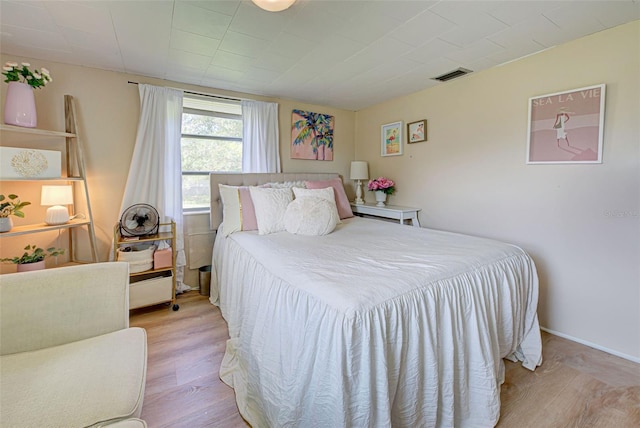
[354,21,639,360]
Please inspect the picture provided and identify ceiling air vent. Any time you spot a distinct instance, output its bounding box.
[432,68,473,82]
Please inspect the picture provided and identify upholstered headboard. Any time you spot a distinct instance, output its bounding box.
[209,172,340,230]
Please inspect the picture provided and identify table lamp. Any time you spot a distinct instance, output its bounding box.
[350,161,369,205]
[41,185,73,225]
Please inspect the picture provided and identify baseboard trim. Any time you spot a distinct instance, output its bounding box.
[541,327,640,364]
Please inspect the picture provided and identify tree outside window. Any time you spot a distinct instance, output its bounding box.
[181,97,242,211]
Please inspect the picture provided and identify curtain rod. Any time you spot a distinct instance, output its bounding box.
[127,80,242,102]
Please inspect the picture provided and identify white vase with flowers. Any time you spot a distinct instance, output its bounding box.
[368,177,396,207]
[2,61,52,128]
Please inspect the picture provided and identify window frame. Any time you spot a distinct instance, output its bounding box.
[181,98,242,213]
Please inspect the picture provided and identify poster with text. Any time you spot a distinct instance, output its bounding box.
[527,84,605,164]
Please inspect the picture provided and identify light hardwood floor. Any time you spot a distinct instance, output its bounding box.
[130,292,640,428]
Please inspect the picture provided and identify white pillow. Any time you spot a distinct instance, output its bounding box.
[264,180,307,189]
[218,184,242,237]
[284,198,338,236]
[249,187,294,235]
[292,187,341,224]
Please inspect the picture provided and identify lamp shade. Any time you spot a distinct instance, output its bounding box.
[41,185,73,206]
[41,185,73,225]
[350,161,369,180]
[251,0,296,12]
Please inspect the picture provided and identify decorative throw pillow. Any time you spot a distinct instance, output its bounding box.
[284,197,338,236]
[305,178,354,219]
[238,187,258,230]
[249,187,294,235]
[292,187,341,224]
[218,184,242,237]
[218,184,259,236]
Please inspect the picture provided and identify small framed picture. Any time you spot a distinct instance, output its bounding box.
[407,119,427,143]
[381,121,403,156]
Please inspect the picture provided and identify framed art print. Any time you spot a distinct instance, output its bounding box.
[291,109,335,161]
[381,121,403,156]
[527,84,605,164]
[407,119,427,143]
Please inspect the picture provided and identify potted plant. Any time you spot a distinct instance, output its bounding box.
[1,244,65,272]
[0,193,31,233]
[2,61,53,128]
[368,177,396,207]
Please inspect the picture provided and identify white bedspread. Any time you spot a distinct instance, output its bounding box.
[211,217,542,428]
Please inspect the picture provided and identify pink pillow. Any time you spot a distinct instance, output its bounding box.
[305,178,354,219]
[238,187,258,230]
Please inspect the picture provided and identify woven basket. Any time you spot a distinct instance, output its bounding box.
[117,244,156,273]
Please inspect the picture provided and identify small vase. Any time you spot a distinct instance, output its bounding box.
[375,190,387,207]
[0,217,13,233]
[17,260,46,272]
[4,81,37,128]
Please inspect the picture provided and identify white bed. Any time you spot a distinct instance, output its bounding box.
[209,173,542,428]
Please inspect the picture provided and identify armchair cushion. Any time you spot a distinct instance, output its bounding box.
[0,262,130,355]
[0,262,148,427]
[1,327,147,427]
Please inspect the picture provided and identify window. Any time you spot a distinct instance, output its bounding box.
[181,95,242,211]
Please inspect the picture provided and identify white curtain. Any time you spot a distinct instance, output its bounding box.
[241,100,281,173]
[118,84,189,292]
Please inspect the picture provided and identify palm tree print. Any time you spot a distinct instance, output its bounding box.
[291,109,334,160]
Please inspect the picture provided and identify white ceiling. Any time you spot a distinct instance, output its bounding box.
[1,0,638,111]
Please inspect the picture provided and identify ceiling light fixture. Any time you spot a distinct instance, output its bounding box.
[251,0,296,12]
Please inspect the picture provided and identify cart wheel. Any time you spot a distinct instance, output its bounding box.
[172,304,179,311]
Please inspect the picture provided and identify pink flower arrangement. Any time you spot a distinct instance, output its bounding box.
[368,177,395,195]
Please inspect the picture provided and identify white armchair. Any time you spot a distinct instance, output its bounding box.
[0,262,148,427]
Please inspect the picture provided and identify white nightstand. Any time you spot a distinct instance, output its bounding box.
[350,202,421,227]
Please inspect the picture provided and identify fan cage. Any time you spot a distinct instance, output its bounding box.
[119,204,160,237]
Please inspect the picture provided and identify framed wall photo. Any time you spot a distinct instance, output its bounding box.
[381,121,403,156]
[527,84,605,164]
[407,119,427,143]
